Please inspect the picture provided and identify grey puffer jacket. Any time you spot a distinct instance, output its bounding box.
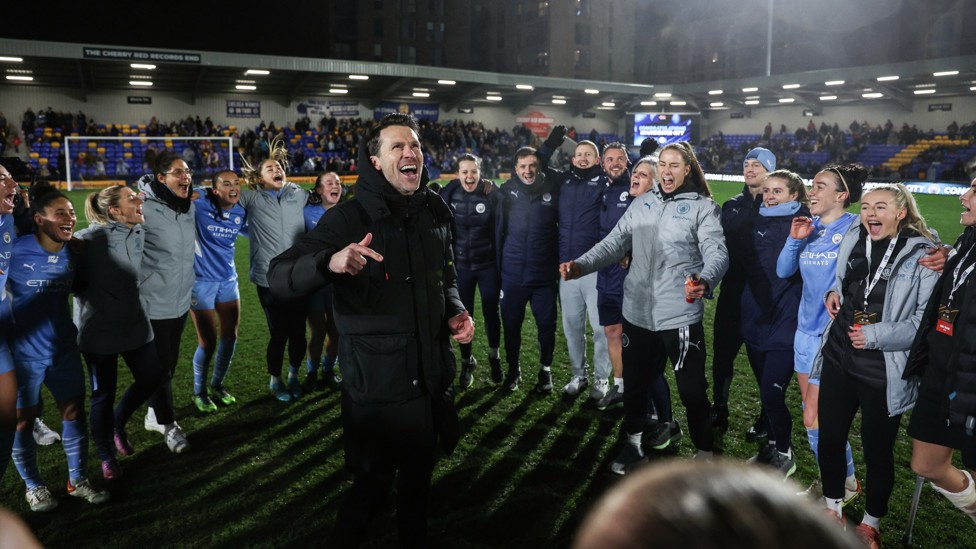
[811,224,939,416]
[238,183,308,287]
[73,221,154,354]
[573,188,728,332]
[137,174,196,319]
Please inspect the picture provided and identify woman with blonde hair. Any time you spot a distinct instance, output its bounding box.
[239,138,309,401]
[814,183,939,546]
[75,185,164,479]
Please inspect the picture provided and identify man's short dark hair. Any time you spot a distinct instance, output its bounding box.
[514,146,539,163]
[366,113,421,156]
[603,141,628,159]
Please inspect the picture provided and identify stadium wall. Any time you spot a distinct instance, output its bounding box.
[704,95,976,137]
[0,87,620,136]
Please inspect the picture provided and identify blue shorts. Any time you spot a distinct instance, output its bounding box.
[191,278,241,310]
[794,330,822,385]
[0,337,13,375]
[15,352,86,408]
[597,292,623,326]
[307,285,334,313]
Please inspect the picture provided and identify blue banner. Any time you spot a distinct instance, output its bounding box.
[373,101,440,121]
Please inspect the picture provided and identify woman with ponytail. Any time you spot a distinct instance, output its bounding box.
[74,185,164,479]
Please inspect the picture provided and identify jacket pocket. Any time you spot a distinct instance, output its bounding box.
[339,334,420,405]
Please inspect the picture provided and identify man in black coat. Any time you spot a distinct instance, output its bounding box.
[268,113,473,547]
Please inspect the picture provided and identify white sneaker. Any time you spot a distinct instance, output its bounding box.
[26,485,57,512]
[589,378,610,400]
[843,476,862,507]
[563,375,589,396]
[164,423,190,454]
[33,418,61,445]
[144,407,166,434]
[67,478,110,504]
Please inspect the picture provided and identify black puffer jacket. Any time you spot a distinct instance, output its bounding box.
[439,178,499,271]
[905,226,976,425]
[268,141,465,407]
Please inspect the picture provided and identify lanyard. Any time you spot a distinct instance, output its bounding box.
[948,242,976,308]
[863,236,898,308]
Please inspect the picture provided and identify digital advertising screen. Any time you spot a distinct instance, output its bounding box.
[632,113,700,147]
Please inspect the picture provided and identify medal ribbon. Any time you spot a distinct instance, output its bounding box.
[947,242,976,308]
[863,236,898,309]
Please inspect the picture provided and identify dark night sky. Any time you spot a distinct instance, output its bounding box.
[2,3,332,59]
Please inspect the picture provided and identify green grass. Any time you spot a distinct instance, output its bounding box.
[0,182,972,548]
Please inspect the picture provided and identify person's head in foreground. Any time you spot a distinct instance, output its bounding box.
[574,459,861,549]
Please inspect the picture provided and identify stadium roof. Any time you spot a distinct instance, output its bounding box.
[2,37,975,117]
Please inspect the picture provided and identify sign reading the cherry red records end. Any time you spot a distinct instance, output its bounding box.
[373,102,440,121]
[83,47,201,64]
[928,103,952,112]
[127,96,151,105]
[226,100,261,118]
[517,111,555,137]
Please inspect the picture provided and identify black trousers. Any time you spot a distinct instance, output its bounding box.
[84,340,165,460]
[622,319,713,451]
[147,314,187,423]
[711,283,744,406]
[819,359,902,518]
[332,393,437,548]
[256,285,307,377]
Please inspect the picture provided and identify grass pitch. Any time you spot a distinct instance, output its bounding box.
[0,182,972,547]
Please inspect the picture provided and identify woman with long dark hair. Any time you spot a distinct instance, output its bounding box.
[562,141,728,472]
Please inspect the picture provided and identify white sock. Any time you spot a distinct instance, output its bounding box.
[541,365,551,371]
[861,513,880,529]
[628,433,642,449]
[614,377,624,392]
[824,497,843,514]
[270,375,282,385]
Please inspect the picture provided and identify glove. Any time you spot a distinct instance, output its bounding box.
[544,125,568,149]
[640,137,659,157]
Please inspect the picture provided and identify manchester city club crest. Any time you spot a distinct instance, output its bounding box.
[619,191,629,202]
[475,203,486,214]
[832,233,843,244]
[621,333,630,347]
[676,203,691,215]
[542,193,552,203]
[2,231,9,244]
[234,216,242,225]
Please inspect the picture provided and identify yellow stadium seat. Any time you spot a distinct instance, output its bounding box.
[124,152,132,158]
[96,147,106,153]
[50,141,60,148]
[123,142,132,148]
[88,142,96,148]
[38,158,48,164]
[29,152,39,159]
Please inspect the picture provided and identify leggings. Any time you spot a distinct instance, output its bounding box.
[819,360,902,518]
[147,314,187,423]
[456,267,501,358]
[84,340,164,460]
[257,285,307,377]
[621,319,712,451]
